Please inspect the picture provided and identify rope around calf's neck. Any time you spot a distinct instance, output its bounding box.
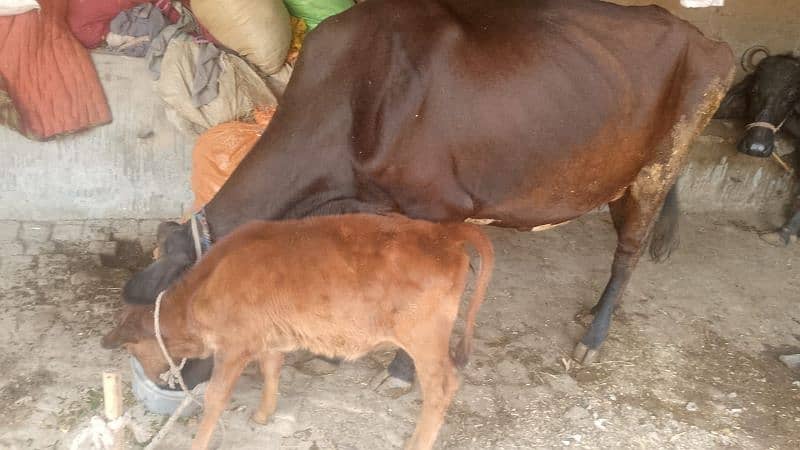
[154,291,202,408]
[151,291,228,449]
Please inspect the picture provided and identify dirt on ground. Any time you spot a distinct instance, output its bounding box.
[0,212,798,450]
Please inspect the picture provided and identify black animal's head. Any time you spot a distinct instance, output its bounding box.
[123,221,195,305]
[717,49,800,157]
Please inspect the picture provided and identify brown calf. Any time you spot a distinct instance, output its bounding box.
[101,214,494,450]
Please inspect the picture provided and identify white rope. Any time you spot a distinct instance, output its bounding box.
[158,358,186,389]
[746,116,789,134]
[70,413,148,450]
[154,291,202,408]
[142,386,203,450]
[190,214,202,264]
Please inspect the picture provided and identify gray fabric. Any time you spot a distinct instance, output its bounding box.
[146,3,198,79]
[110,3,166,39]
[192,44,222,107]
[108,3,166,57]
[106,33,151,58]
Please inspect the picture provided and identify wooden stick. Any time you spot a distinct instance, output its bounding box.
[102,371,125,450]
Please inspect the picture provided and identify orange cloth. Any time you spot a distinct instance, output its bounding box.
[190,107,277,211]
[0,0,111,139]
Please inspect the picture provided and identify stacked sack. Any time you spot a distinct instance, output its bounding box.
[191,0,290,75]
[190,107,277,212]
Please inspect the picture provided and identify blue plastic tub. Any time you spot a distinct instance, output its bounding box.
[129,357,205,417]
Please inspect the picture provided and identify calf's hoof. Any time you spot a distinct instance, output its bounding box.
[573,342,601,365]
[250,412,273,426]
[369,369,414,399]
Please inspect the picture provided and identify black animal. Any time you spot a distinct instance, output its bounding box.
[715,46,800,246]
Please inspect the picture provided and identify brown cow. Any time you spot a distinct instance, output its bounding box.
[122,0,734,389]
[102,214,494,450]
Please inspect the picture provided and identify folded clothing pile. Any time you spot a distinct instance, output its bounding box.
[0,0,111,139]
[106,2,167,57]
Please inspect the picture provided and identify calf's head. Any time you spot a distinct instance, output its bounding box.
[718,52,800,157]
[101,304,207,384]
[101,305,168,381]
[124,221,195,305]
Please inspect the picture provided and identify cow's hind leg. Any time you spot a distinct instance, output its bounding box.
[371,349,416,398]
[575,54,731,364]
[574,172,673,365]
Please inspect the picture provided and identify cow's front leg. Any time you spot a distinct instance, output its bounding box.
[575,182,668,365]
[370,349,415,398]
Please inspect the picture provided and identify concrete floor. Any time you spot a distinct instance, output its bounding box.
[0,212,798,449]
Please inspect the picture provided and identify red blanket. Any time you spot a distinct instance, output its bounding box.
[0,0,111,139]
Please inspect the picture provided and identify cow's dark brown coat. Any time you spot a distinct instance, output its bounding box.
[122,0,734,381]
[103,214,494,450]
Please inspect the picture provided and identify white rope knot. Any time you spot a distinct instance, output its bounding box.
[70,413,148,450]
[154,291,202,408]
[158,357,187,389]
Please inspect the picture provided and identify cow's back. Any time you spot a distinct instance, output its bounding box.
[219,0,732,230]
[291,0,731,227]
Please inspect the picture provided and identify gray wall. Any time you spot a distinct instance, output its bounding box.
[0,54,193,221]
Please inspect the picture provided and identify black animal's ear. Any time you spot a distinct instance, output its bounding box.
[123,256,191,304]
[124,226,194,305]
[157,221,183,253]
[101,306,152,349]
[714,74,754,119]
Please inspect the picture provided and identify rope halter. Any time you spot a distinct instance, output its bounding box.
[745,116,788,134]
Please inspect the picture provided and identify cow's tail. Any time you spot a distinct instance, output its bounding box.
[649,184,680,263]
[450,224,494,369]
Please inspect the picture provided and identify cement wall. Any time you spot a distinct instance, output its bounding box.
[615,0,800,81]
[0,2,797,220]
[613,0,800,212]
[0,54,193,221]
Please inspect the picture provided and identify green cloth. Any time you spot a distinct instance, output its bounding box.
[284,0,354,30]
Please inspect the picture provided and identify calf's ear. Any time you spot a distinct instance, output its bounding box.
[101,306,152,349]
[714,74,753,119]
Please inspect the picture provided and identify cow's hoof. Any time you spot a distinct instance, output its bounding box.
[369,369,413,398]
[759,231,792,247]
[250,413,272,426]
[573,342,600,365]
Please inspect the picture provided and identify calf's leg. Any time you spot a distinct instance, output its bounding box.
[192,352,249,450]
[252,350,284,424]
[404,352,459,450]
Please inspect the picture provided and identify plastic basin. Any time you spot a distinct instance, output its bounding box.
[129,357,205,417]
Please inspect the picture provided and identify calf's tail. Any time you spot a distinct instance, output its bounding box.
[451,224,494,368]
